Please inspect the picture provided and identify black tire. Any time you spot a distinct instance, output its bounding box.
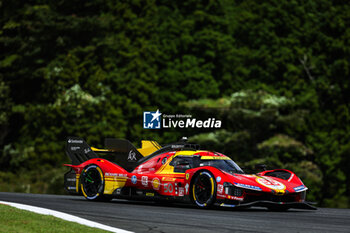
[80,165,107,201]
[191,171,216,208]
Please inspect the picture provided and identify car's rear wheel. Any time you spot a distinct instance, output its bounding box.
[80,165,109,201]
[191,171,216,208]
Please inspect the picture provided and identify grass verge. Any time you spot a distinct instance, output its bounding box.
[0,204,111,233]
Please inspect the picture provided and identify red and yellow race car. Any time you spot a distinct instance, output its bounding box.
[64,137,316,210]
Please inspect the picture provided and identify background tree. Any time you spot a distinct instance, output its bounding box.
[0,0,349,207]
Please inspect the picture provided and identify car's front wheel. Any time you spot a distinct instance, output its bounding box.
[190,171,216,208]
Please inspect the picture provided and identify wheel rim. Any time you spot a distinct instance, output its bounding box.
[81,166,103,199]
[193,172,214,205]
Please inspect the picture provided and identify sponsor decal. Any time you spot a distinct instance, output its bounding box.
[152,178,160,190]
[186,174,190,180]
[67,186,76,190]
[228,195,244,201]
[70,146,80,151]
[216,176,221,182]
[131,175,137,184]
[144,110,162,129]
[84,148,91,154]
[66,178,76,182]
[146,192,155,197]
[105,173,127,177]
[164,183,173,193]
[162,177,176,182]
[171,144,184,149]
[141,176,148,186]
[256,177,286,190]
[179,187,184,196]
[293,185,307,192]
[185,183,189,194]
[68,139,83,144]
[234,182,262,191]
[128,150,137,161]
[217,194,226,198]
[217,184,224,194]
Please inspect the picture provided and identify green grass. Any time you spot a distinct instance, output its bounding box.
[0,204,112,233]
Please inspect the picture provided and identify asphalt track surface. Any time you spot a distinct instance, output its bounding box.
[1,192,350,233]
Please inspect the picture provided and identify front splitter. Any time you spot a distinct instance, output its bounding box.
[217,200,317,210]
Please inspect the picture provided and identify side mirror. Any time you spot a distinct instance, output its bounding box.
[255,164,267,171]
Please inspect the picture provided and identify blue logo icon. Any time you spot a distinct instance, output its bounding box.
[131,175,137,184]
[293,185,306,192]
[143,109,162,129]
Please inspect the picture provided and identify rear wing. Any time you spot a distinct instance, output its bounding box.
[65,137,161,171]
[65,137,98,165]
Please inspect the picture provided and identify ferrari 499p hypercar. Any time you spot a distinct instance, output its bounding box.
[64,137,316,210]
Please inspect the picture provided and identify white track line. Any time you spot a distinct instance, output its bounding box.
[0,201,133,233]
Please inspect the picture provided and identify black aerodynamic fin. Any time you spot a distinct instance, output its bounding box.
[104,138,144,172]
[66,137,97,165]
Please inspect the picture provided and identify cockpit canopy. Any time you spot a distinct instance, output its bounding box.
[169,153,244,174]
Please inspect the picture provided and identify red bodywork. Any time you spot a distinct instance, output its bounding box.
[64,148,314,209]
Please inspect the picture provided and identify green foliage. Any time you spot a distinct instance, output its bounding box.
[0,80,10,125]
[0,166,68,195]
[258,134,312,158]
[0,0,349,208]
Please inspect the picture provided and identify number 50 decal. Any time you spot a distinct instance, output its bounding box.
[164,183,173,193]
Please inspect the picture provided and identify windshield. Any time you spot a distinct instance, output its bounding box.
[199,159,244,174]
